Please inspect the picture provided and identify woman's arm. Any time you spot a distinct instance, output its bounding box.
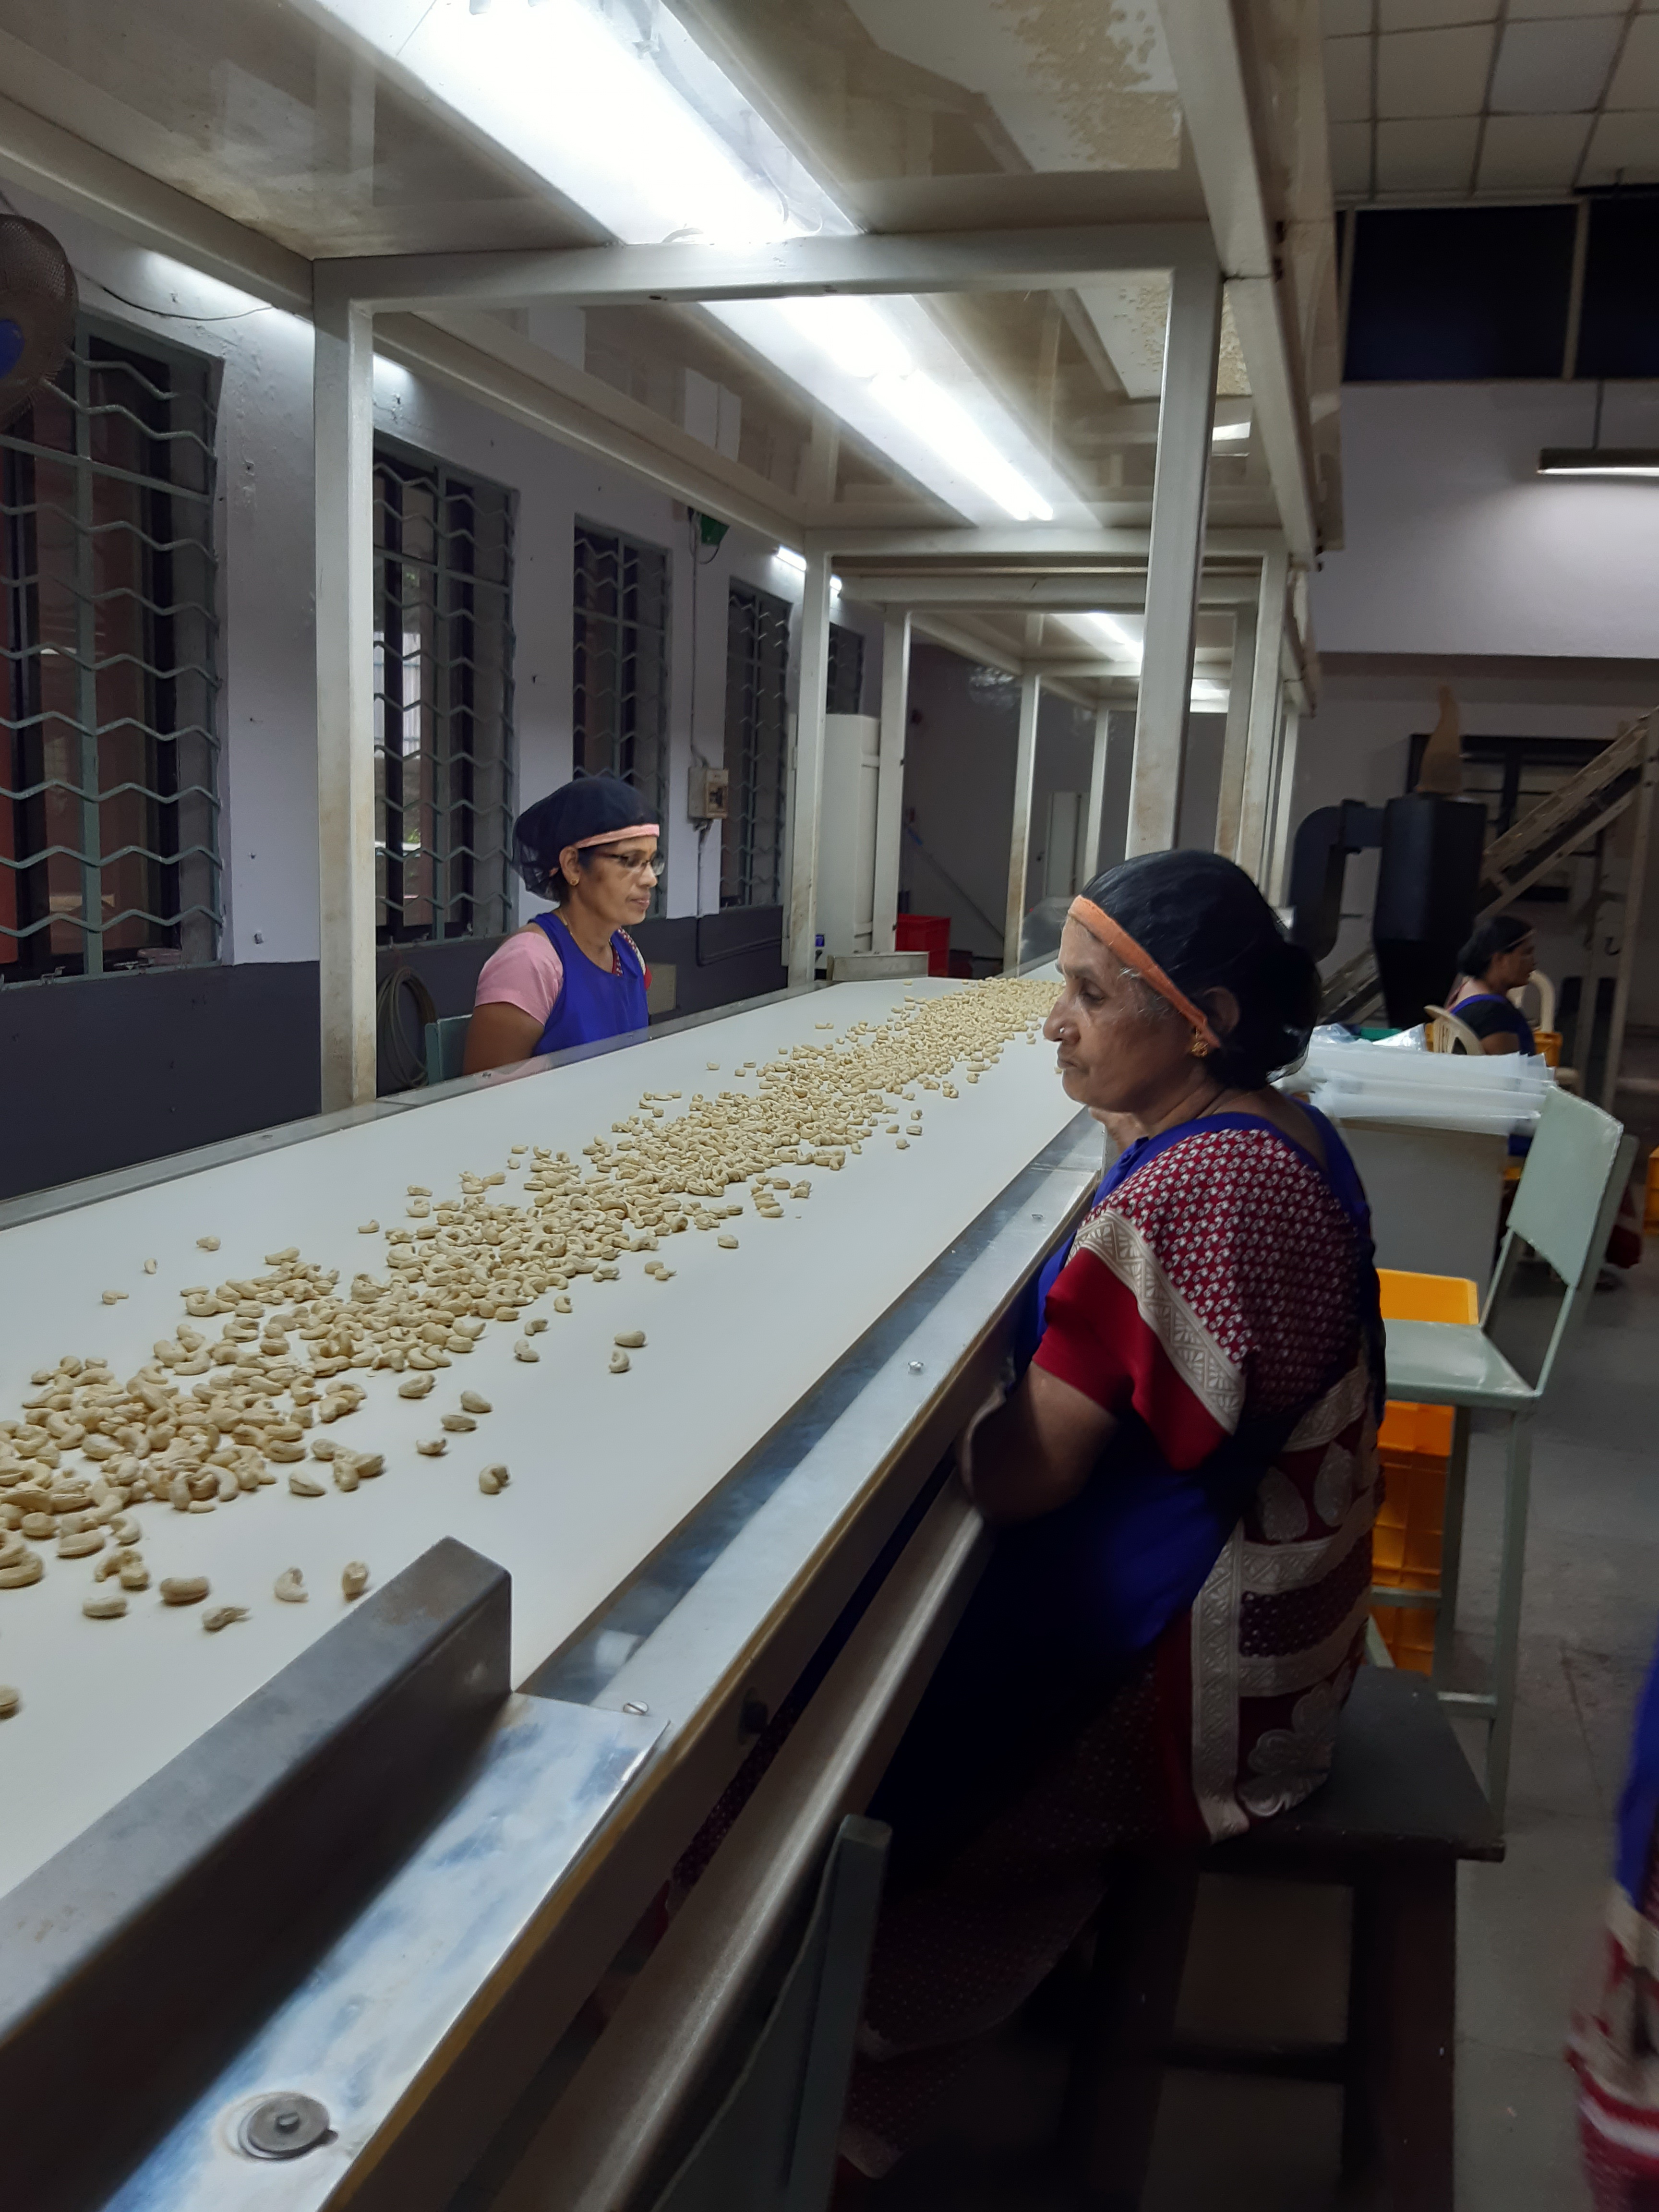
[463,1000,546,1074]
[960,1364,1116,1526]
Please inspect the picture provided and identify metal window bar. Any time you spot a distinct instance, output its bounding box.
[572,520,669,912]
[0,323,219,980]
[722,580,791,909]
[827,621,865,716]
[373,443,515,944]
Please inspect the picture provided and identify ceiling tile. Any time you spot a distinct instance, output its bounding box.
[1609,15,1659,106]
[1325,34,1377,121]
[1489,15,1624,108]
[1376,24,1496,114]
[1376,115,1481,188]
[1379,0,1497,24]
[1476,109,1595,186]
[1328,119,1375,194]
[1322,0,1373,35]
[1580,108,1659,178]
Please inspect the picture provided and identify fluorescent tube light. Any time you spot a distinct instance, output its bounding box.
[773,545,807,575]
[1538,448,1659,477]
[1211,420,1250,443]
[1063,611,1142,665]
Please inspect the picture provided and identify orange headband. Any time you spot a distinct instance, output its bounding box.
[1066,896,1220,1050]
[573,823,661,850]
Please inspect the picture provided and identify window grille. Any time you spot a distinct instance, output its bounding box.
[373,443,515,944]
[722,580,791,908]
[827,621,866,715]
[0,323,219,980]
[572,522,670,898]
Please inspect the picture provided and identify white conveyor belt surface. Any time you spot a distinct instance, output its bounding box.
[0,977,1075,1901]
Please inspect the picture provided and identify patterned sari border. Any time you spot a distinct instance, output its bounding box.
[1075,1207,1245,1435]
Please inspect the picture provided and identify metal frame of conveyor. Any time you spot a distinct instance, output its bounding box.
[0,998,1101,2212]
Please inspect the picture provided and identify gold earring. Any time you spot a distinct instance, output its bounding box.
[1189,1033,1209,1058]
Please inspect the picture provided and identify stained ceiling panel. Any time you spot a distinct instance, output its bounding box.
[1477,110,1597,186]
[1489,14,1625,109]
[1609,13,1659,103]
[1582,105,1659,176]
[1376,25,1498,117]
[1376,116,1481,191]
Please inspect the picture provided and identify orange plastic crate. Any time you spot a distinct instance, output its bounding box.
[1370,1271,1473,1673]
[1646,1149,1659,1233]
[1374,1603,1437,1673]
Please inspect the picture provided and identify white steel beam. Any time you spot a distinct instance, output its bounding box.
[872,615,911,957]
[1265,700,1303,906]
[787,550,835,989]
[1083,705,1112,888]
[1125,256,1223,855]
[814,524,1283,562]
[1155,0,1321,562]
[833,572,1259,611]
[313,289,377,1112]
[1233,548,1290,882]
[1214,603,1257,862]
[1004,673,1043,972]
[321,224,1214,313]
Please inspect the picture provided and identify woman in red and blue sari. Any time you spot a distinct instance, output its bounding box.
[842,851,1386,2181]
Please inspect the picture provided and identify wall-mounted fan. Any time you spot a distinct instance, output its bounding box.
[0,216,77,431]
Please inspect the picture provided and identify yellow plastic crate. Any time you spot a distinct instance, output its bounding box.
[1646,1149,1659,1233]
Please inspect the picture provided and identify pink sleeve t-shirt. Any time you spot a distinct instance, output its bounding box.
[473,928,565,1028]
[472,924,651,1031]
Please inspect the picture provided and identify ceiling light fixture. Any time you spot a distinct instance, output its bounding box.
[1064,611,1143,665]
[773,544,807,574]
[1538,449,1659,477]
[309,0,1065,525]
[1211,421,1250,443]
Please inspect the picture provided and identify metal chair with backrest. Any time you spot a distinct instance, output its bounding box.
[1382,1085,1635,1824]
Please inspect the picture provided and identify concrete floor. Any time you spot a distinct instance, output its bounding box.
[878,1159,1659,2210]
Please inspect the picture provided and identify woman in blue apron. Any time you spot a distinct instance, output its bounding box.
[464,773,657,1073]
[1449,914,1537,1056]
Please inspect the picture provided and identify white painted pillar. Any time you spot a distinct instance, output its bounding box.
[786,548,834,987]
[1125,255,1223,856]
[1003,670,1042,973]
[1234,546,1290,884]
[871,613,911,956]
[313,286,377,1111]
[1082,702,1111,889]
[1213,604,1256,863]
[1265,697,1302,906]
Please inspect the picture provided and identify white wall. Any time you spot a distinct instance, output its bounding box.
[1301,378,1659,1019]
[1314,381,1659,661]
[7,186,881,966]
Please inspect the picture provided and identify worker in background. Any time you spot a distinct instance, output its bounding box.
[838,851,1385,2186]
[463,773,658,1074]
[1448,914,1538,1056]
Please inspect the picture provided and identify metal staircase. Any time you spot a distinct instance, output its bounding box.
[1319,712,1659,1056]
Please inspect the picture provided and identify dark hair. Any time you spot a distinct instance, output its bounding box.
[1079,849,1320,1089]
[1455,912,1531,981]
[511,773,658,902]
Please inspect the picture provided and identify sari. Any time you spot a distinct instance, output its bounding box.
[843,1106,1384,2176]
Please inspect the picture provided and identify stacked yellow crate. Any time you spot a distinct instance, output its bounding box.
[1371,1269,1480,1672]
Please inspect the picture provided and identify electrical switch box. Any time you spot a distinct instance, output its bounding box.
[689,763,730,822]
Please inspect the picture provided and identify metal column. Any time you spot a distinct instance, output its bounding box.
[1600,711,1659,1110]
[313,287,377,1111]
[871,613,911,956]
[1003,670,1042,972]
[72,346,102,977]
[1265,697,1302,906]
[1124,256,1223,857]
[1082,703,1111,888]
[1234,546,1289,883]
[786,548,834,988]
[1213,601,1257,863]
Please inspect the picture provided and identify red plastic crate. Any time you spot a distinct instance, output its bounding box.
[895,913,950,977]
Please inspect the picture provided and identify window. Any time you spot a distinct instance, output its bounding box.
[1577,199,1659,381]
[827,620,865,714]
[722,581,790,908]
[1344,207,1577,382]
[373,443,515,944]
[1,322,218,979]
[572,522,670,873]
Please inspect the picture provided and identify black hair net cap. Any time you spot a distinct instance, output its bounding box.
[512,774,657,897]
[1079,848,1321,1087]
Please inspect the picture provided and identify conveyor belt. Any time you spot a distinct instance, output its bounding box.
[0,976,1075,1905]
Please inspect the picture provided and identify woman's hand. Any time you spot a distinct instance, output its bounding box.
[960,1366,1115,1527]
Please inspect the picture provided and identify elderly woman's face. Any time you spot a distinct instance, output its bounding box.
[1045,919,1197,1116]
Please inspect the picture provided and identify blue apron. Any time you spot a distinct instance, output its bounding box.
[529,910,648,1055]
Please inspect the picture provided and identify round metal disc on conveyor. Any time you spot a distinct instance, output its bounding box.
[238,2092,332,2159]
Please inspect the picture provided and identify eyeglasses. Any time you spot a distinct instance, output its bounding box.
[599,850,664,878]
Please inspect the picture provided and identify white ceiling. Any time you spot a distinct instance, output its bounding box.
[1325,0,1659,200]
